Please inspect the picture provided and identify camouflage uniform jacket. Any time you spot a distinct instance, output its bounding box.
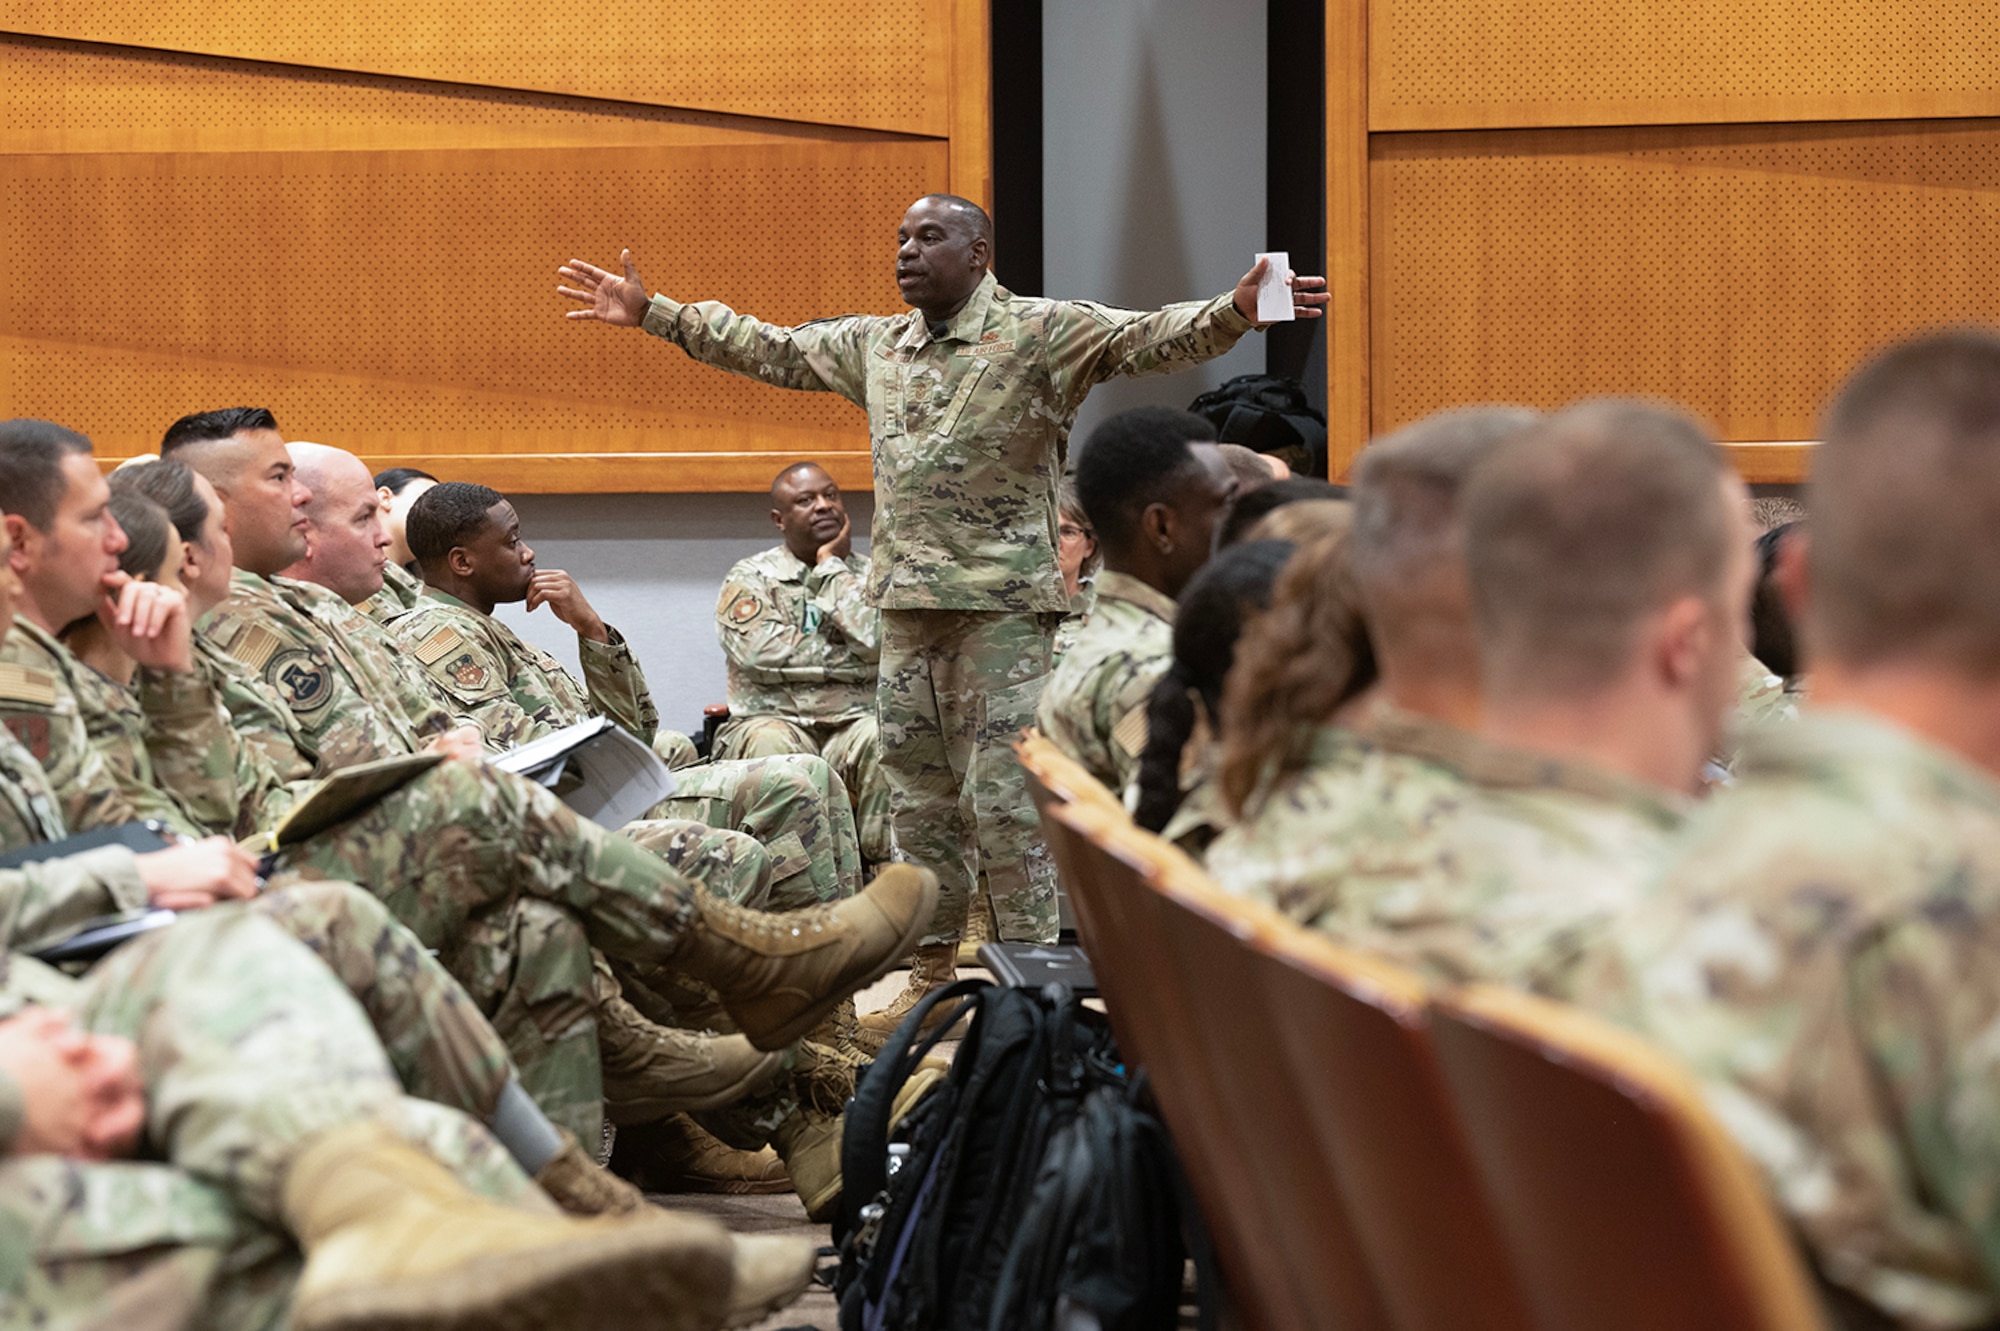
[0,723,148,952]
[717,545,879,726]
[357,558,425,624]
[1573,711,2000,1327]
[1207,708,1471,921]
[203,569,448,770]
[386,588,659,747]
[1713,650,1800,777]
[1034,571,1176,794]
[642,271,1255,611]
[1052,578,1099,664]
[0,620,208,839]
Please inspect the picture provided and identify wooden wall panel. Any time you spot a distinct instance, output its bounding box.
[1372,0,2000,130]
[6,0,952,134]
[1368,120,2000,467]
[2,15,987,492]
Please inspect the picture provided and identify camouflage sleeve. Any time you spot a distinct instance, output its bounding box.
[408,628,542,747]
[577,627,660,746]
[132,667,247,839]
[0,847,150,953]
[640,297,875,406]
[1044,292,1256,414]
[806,559,881,662]
[0,694,144,838]
[1848,908,2000,1293]
[0,1065,19,1152]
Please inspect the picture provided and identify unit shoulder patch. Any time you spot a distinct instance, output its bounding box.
[446,651,490,693]
[721,587,766,631]
[0,663,57,709]
[265,647,335,714]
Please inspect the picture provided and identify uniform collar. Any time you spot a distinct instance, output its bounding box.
[420,586,476,613]
[1094,570,1178,625]
[1739,706,2000,811]
[899,271,1002,350]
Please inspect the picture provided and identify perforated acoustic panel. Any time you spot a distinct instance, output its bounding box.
[7,0,950,135]
[1373,0,2000,129]
[1370,120,2000,444]
[1,31,978,490]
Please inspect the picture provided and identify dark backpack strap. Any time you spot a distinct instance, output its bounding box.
[836,977,990,1239]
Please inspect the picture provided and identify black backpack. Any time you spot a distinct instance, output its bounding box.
[1187,373,1330,479]
[833,979,1211,1331]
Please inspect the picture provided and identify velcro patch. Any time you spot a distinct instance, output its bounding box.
[232,625,284,673]
[413,625,465,666]
[722,589,765,630]
[447,652,488,691]
[266,647,334,714]
[4,714,52,763]
[956,340,1015,357]
[0,664,56,709]
[1111,704,1150,759]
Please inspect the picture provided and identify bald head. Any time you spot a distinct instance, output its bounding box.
[283,443,392,603]
[1463,400,1743,701]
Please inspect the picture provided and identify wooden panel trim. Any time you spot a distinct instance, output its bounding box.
[101,451,880,494]
[946,0,993,208]
[1721,441,1814,485]
[1326,0,1371,480]
[1372,92,2000,135]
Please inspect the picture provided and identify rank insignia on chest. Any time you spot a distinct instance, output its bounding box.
[3,715,52,763]
[267,648,333,713]
[451,654,488,690]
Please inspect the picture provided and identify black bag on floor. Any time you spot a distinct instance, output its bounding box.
[833,979,1208,1331]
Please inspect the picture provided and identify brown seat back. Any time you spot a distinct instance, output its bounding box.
[1251,924,1535,1330]
[1429,984,1828,1331]
[1051,800,1391,1331]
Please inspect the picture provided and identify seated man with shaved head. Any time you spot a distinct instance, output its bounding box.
[710,461,889,871]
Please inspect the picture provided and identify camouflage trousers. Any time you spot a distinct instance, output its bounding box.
[0,906,542,1330]
[713,713,892,869]
[647,754,862,912]
[878,609,1060,944]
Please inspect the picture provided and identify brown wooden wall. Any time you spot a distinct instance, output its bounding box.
[2,2,991,491]
[1329,1,2000,481]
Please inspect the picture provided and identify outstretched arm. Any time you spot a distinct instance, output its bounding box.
[1230,257,1329,323]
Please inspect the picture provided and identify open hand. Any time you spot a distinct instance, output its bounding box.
[558,250,651,327]
[97,574,194,674]
[136,837,260,910]
[0,1008,144,1159]
[1231,258,1330,323]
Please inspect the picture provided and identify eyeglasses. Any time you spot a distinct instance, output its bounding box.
[1058,524,1091,541]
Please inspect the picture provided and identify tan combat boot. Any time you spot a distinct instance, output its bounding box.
[599,992,790,1125]
[281,1121,738,1331]
[723,1234,820,1330]
[534,1128,650,1216]
[614,1112,794,1196]
[855,942,961,1052]
[672,864,938,1050]
[955,895,993,968]
[772,1064,951,1224]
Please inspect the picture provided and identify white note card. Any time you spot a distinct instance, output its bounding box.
[1254,251,1295,323]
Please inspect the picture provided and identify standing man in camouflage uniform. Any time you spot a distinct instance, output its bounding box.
[1036,407,1237,798]
[559,193,1326,1025]
[1568,333,2000,1327]
[713,461,889,867]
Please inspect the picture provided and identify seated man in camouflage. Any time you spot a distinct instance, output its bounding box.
[712,461,888,867]
[0,419,934,1151]
[1036,406,1237,798]
[0,903,814,1331]
[1571,333,2000,1327]
[1207,400,1755,998]
[251,441,857,910]
[358,464,437,622]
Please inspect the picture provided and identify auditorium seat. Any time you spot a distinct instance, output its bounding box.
[1048,798,1392,1331]
[1428,984,1828,1331]
[1251,924,1535,1330]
